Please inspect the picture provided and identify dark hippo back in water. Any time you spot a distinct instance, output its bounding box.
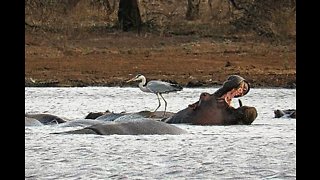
[55,119,187,135]
[25,113,67,125]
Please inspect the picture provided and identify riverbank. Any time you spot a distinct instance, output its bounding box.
[25,31,296,88]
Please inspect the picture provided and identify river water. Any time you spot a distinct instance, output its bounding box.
[25,87,296,179]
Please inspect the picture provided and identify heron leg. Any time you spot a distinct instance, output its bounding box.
[154,93,161,113]
[159,93,167,116]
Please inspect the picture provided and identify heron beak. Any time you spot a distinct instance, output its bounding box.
[126,77,136,83]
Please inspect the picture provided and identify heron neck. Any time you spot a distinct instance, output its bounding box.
[138,79,150,92]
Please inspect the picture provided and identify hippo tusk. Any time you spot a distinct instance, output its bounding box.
[238,99,242,107]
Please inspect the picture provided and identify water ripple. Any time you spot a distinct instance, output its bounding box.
[25,87,296,179]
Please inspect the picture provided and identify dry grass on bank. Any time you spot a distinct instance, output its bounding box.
[25,0,296,88]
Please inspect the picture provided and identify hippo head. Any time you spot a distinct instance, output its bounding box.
[165,92,257,125]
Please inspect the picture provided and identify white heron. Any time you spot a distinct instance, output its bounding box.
[126,74,183,116]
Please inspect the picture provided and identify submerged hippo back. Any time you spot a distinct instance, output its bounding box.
[58,119,187,135]
[25,113,67,125]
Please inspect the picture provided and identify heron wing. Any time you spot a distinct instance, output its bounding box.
[147,80,182,93]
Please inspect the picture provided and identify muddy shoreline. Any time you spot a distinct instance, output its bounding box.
[25,32,296,89]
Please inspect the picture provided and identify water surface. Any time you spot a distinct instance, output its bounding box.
[25,87,296,179]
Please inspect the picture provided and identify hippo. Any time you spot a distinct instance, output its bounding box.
[164,75,258,125]
[59,111,162,127]
[95,112,127,121]
[25,117,43,126]
[54,111,187,135]
[274,109,296,118]
[85,111,109,119]
[25,113,68,125]
[165,92,257,125]
[58,119,109,127]
[88,110,176,121]
[54,119,187,135]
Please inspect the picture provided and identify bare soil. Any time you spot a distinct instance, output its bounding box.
[25,30,296,88]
